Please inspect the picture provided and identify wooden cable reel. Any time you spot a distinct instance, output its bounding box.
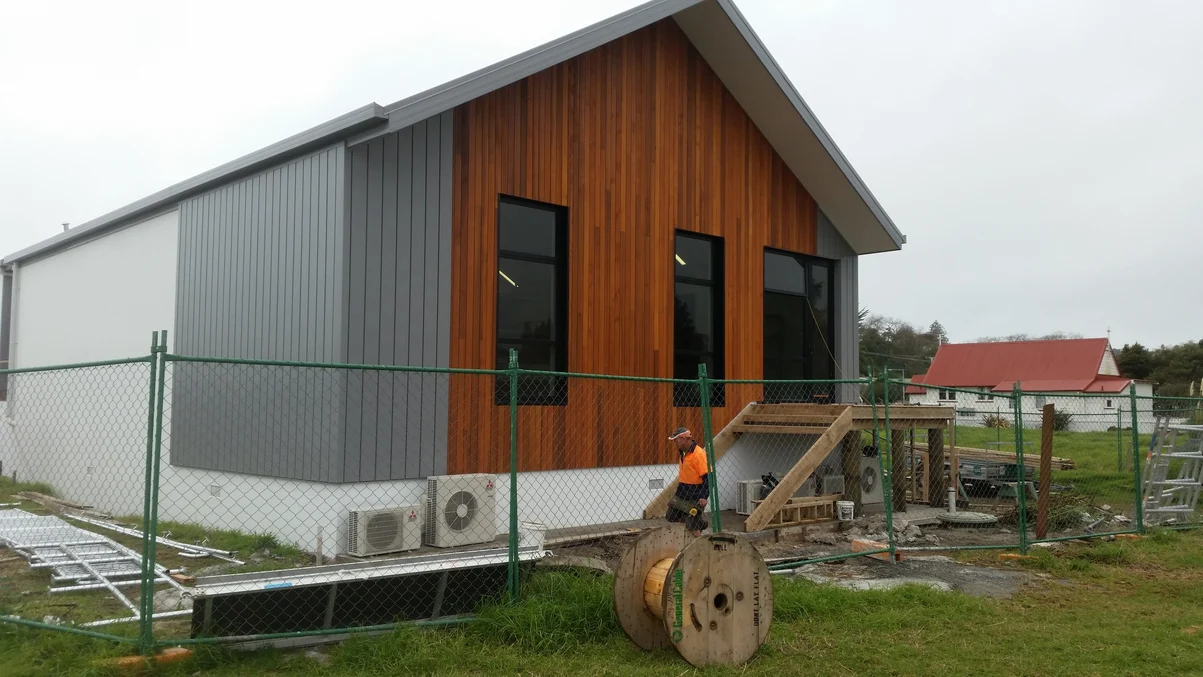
[613,526,774,667]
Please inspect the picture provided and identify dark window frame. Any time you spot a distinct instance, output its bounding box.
[762,248,838,403]
[494,195,569,406]
[673,231,726,408]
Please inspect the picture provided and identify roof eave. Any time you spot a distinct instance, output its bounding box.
[353,0,705,143]
[2,103,389,267]
[699,0,905,253]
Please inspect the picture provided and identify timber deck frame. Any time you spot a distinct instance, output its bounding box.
[644,403,956,532]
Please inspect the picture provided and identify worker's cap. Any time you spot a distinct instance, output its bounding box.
[667,427,692,441]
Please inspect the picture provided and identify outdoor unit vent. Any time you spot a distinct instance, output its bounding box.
[736,480,764,515]
[860,458,884,506]
[347,505,422,557]
[820,474,845,496]
[425,474,498,548]
[794,475,817,498]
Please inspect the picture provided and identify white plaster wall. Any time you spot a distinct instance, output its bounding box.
[155,455,679,558]
[714,434,845,510]
[1099,349,1120,376]
[13,211,179,367]
[7,211,178,513]
[907,383,1163,434]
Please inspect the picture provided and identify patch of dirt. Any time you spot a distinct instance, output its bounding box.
[784,555,1034,599]
[554,533,642,572]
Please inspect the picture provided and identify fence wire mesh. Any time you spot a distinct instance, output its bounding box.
[7,347,1203,653]
[0,359,156,641]
[153,358,515,643]
[1011,391,1140,543]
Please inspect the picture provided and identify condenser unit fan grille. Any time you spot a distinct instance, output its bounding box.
[443,491,479,532]
[862,466,878,493]
[365,512,402,550]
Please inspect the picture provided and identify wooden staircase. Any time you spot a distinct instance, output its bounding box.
[642,403,856,530]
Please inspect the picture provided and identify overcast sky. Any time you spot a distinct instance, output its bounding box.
[2,0,1200,349]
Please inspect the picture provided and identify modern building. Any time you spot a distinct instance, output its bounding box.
[0,0,904,552]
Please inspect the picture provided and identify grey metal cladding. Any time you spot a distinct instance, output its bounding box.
[172,144,348,483]
[817,210,859,399]
[835,255,859,401]
[344,113,453,483]
[816,210,854,260]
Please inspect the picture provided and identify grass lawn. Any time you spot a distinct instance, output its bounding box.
[0,477,310,637]
[3,529,1203,676]
[944,425,1147,514]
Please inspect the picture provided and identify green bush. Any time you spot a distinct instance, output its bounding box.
[1052,410,1074,431]
[981,414,1011,429]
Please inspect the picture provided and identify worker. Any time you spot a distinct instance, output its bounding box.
[666,426,710,536]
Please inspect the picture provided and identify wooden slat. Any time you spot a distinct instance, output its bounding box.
[910,442,1075,470]
[748,404,850,417]
[449,19,821,474]
[851,418,951,430]
[750,495,839,528]
[731,424,829,435]
[751,494,841,509]
[741,414,839,425]
[744,408,855,532]
[851,405,955,421]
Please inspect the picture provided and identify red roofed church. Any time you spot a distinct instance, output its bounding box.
[905,338,1154,431]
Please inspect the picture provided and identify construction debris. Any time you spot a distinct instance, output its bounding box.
[0,508,192,628]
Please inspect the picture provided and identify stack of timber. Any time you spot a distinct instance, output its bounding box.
[909,442,1075,470]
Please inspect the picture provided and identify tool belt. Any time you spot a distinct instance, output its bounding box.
[668,498,709,532]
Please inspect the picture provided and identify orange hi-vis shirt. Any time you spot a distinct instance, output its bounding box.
[678,445,709,485]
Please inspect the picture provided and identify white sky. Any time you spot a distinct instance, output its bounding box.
[2,0,1200,349]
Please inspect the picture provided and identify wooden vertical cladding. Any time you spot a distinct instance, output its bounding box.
[448,19,819,475]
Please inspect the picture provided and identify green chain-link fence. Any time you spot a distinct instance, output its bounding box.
[3,337,1202,654]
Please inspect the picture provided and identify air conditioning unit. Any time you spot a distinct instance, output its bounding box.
[425,474,498,548]
[860,457,884,505]
[736,480,764,515]
[820,474,845,496]
[347,505,422,557]
[795,475,816,498]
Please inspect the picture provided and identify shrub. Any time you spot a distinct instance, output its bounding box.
[1052,410,1074,431]
[981,414,1011,429]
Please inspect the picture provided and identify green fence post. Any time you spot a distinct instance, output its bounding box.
[138,332,161,655]
[507,349,520,602]
[1130,383,1144,534]
[142,331,169,650]
[1013,382,1028,555]
[698,363,722,533]
[878,369,896,561]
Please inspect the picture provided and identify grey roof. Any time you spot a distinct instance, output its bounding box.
[2,104,388,265]
[3,0,903,265]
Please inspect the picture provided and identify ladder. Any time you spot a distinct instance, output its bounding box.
[1142,419,1203,525]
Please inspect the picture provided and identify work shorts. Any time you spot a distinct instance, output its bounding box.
[666,497,709,532]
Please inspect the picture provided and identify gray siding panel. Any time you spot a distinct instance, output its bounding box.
[173,145,348,483]
[344,115,453,482]
[817,209,859,399]
[836,255,859,400]
[816,210,854,260]
[431,110,454,478]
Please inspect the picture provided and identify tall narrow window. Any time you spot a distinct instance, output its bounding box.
[495,196,568,405]
[763,249,837,403]
[674,232,725,407]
